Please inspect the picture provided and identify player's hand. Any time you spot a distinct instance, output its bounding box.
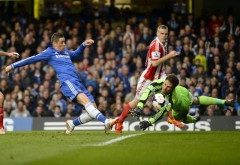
[5,65,13,73]
[129,107,142,120]
[169,51,180,57]
[8,52,20,58]
[139,120,152,131]
[84,39,94,46]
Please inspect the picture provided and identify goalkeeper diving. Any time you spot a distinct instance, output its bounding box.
[131,74,234,131]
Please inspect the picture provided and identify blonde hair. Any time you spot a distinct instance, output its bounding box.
[157,25,168,32]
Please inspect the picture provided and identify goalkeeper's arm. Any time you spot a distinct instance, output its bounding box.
[149,106,170,124]
[139,106,169,131]
[137,80,163,109]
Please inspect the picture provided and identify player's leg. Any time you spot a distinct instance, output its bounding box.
[69,103,99,130]
[167,109,186,128]
[116,97,139,133]
[0,92,5,134]
[118,98,138,123]
[77,93,118,127]
[182,114,201,123]
[116,78,152,133]
[192,96,234,107]
[65,112,94,135]
[63,81,118,134]
[167,89,192,128]
[65,93,118,134]
[172,107,200,124]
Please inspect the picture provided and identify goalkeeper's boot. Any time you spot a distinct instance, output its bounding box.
[105,117,119,131]
[167,117,186,128]
[115,122,123,133]
[225,100,234,107]
[64,120,75,135]
[0,127,5,134]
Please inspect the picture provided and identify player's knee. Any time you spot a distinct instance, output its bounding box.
[76,93,91,106]
[130,98,139,108]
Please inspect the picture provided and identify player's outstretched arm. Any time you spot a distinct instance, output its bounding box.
[0,52,20,58]
[70,39,95,58]
[152,51,180,67]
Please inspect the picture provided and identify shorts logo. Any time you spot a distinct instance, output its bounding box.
[152,52,161,59]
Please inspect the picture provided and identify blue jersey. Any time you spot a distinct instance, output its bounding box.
[11,43,86,85]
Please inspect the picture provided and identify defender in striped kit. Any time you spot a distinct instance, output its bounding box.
[116,25,181,133]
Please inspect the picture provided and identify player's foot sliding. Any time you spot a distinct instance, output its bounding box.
[115,122,123,133]
[224,100,234,107]
[167,118,186,128]
[167,109,186,128]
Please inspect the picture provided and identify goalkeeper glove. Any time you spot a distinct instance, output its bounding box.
[129,107,142,120]
[139,120,152,131]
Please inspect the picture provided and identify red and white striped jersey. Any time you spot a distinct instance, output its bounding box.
[142,37,167,81]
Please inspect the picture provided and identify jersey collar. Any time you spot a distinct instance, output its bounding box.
[156,37,167,48]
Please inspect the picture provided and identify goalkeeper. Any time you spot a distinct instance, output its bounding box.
[131,74,234,131]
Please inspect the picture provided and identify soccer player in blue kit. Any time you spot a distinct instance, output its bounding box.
[5,32,118,134]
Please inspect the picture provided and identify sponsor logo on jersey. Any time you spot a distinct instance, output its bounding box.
[151,52,161,59]
[56,54,70,58]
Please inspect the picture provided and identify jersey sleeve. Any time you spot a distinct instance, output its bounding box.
[137,79,164,109]
[149,43,161,61]
[69,42,85,58]
[148,98,171,124]
[149,107,168,124]
[11,50,50,69]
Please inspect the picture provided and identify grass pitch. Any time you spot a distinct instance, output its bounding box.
[0,131,240,165]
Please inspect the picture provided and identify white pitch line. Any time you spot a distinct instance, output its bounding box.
[87,133,145,146]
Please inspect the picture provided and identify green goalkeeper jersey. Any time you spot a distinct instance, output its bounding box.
[137,79,171,111]
[137,79,192,124]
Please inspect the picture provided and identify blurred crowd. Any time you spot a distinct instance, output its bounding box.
[0,6,239,118]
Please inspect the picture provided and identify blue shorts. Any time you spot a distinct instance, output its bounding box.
[60,80,95,103]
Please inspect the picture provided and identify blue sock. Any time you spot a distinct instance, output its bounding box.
[96,112,107,123]
[84,103,107,123]
[73,117,81,126]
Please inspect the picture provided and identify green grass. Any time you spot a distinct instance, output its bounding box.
[0,131,240,165]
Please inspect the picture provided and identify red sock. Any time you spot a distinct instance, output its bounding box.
[0,107,3,128]
[119,103,131,123]
[168,109,173,119]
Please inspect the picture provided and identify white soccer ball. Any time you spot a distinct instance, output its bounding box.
[152,93,166,110]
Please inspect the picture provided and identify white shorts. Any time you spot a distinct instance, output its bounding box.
[136,73,167,99]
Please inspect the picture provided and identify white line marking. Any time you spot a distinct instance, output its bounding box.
[44,121,102,126]
[87,133,145,146]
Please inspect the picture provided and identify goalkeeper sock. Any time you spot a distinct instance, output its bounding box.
[85,103,106,123]
[198,96,225,105]
[73,113,94,126]
[118,103,131,123]
[0,107,3,128]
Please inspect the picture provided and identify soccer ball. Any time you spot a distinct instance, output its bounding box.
[152,93,166,110]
